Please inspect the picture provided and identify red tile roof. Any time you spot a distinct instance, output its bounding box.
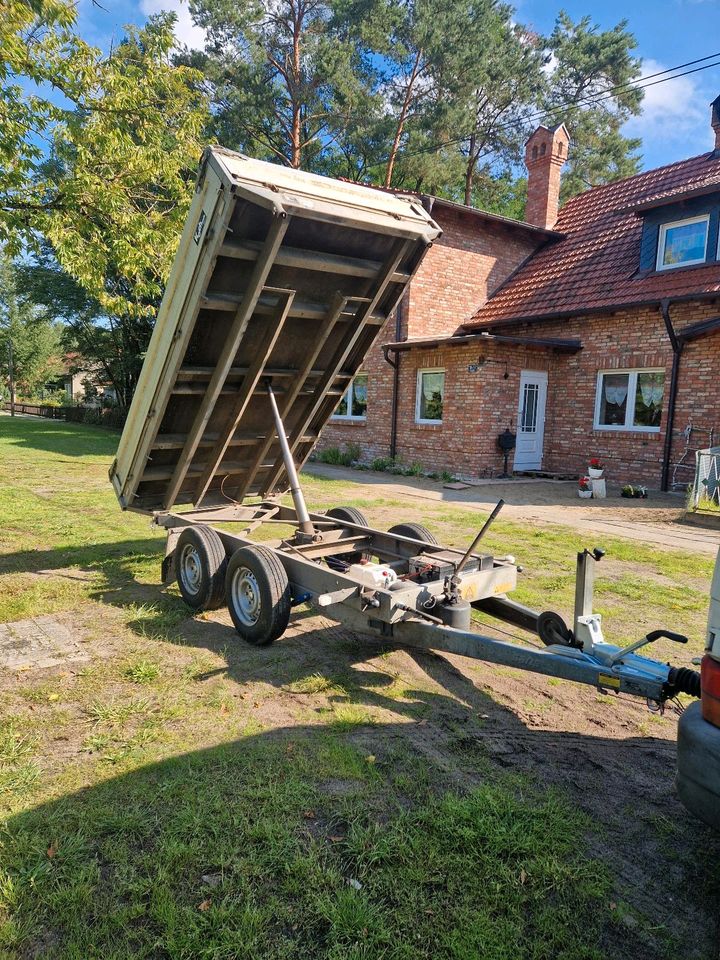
[465,150,720,329]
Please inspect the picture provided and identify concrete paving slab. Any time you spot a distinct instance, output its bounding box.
[0,616,89,670]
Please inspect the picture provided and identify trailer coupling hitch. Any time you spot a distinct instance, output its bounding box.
[609,628,689,665]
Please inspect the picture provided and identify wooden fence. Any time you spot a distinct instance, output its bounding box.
[2,402,125,428]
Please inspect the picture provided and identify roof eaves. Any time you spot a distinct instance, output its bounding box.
[465,289,720,331]
[629,181,720,213]
[383,330,582,353]
[427,196,565,239]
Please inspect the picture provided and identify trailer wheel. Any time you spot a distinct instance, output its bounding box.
[176,525,227,612]
[326,506,369,564]
[537,610,574,647]
[326,506,369,528]
[226,545,291,646]
[387,522,438,545]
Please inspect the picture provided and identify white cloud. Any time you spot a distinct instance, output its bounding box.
[624,57,715,161]
[139,0,206,49]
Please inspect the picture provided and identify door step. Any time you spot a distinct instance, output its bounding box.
[513,470,577,481]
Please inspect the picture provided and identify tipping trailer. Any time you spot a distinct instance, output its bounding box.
[111,148,710,821]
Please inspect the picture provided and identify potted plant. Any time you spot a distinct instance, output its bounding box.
[588,457,604,479]
[578,476,593,499]
[621,484,648,499]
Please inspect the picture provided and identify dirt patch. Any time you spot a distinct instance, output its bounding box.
[305,463,720,556]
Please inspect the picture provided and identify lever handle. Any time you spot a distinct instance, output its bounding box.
[645,629,688,644]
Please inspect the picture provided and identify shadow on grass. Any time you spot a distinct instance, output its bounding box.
[3,705,719,959]
[2,541,720,958]
[0,537,163,579]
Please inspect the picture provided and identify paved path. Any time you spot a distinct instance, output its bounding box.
[304,463,720,556]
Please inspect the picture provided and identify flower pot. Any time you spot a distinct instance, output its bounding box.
[578,489,592,499]
[588,467,603,479]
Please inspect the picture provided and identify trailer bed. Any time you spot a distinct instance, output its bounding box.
[110,148,440,514]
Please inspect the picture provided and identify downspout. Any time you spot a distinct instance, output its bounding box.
[387,196,432,462]
[386,294,406,461]
[660,298,683,493]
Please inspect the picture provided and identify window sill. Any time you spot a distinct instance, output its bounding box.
[330,417,367,425]
[592,427,662,439]
[414,420,443,428]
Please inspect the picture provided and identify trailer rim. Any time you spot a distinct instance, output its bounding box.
[179,543,204,598]
[230,567,262,627]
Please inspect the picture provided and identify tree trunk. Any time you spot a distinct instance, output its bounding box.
[464,131,476,206]
[384,48,423,188]
[291,7,302,168]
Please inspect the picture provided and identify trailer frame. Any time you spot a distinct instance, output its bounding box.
[154,394,695,709]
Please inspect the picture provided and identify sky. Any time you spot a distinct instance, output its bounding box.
[76,0,720,172]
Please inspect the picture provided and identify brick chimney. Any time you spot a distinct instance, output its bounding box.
[712,95,720,153]
[524,124,570,229]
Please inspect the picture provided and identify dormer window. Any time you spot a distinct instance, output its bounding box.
[656,214,710,270]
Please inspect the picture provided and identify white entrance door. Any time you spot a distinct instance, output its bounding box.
[513,370,547,471]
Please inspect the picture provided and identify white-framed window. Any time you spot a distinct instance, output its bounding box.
[415,368,445,424]
[332,373,368,420]
[594,369,665,432]
[656,215,709,271]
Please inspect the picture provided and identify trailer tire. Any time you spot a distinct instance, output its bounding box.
[326,506,369,528]
[387,522,438,545]
[326,506,369,564]
[226,545,291,646]
[175,525,227,612]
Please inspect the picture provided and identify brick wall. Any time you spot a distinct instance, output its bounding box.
[319,297,720,489]
[405,207,542,338]
[523,300,720,488]
[317,204,544,462]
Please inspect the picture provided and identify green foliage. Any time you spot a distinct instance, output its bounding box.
[317,443,361,467]
[186,0,379,169]
[0,1,208,320]
[182,0,643,211]
[0,256,63,399]
[545,13,643,198]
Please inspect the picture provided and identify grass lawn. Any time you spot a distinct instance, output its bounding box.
[0,415,718,959]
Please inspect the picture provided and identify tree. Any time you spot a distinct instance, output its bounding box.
[373,0,517,191]
[0,256,63,401]
[18,246,156,412]
[454,17,545,205]
[0,1,209,319]
[543,12,643,198]
[186,0,379,169]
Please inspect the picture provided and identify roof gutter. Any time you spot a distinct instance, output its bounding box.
[383,330,582,354]
[464,290,720,333]
[660,299,683,493]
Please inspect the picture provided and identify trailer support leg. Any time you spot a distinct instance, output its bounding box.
[266,381,314,538]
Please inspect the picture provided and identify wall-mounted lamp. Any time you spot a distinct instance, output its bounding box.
[467,356,509,379]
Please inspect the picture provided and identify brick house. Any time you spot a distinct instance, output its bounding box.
[319,100,720,490]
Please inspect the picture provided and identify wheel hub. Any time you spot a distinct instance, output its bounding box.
[231,567,261,626]
[179,544,203,596]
